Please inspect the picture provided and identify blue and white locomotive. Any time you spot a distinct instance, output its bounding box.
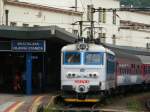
[61,41,116,102]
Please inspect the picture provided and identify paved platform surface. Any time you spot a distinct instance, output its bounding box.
[0,93,53,112]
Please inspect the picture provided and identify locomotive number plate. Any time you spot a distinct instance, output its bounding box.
[74,80,90,84]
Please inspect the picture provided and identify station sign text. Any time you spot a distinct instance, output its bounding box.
[11,40,46,52]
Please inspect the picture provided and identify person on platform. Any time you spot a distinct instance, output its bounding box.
[13,70,22,93]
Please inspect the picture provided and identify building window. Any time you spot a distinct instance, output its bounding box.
[23,23,29,27]
[87,5,93,21]
[102,8,106,23]
[98,7,102,22]
[146,43,150,49]
[113,9,116,25]
[112,35,116,45]
[10,22,17,26]
[72,30,78,36]
[87,31,90,37]
[99,33,106,43]
[98,8,106,23]
[33,25,40,27]
[87,5,91,21]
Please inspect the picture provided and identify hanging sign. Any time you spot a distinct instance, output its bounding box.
[11,40,46,52]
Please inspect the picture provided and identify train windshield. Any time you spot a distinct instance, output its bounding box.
[63,52,81,65]
[85,52,103,65]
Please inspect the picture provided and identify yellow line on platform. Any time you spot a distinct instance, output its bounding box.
[9,102,24,112]
[29,96,44,112]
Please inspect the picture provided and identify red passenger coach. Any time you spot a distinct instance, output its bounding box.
[136,55,150,84]
[113,50,143,87]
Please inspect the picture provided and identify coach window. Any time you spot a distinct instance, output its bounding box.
[127,68,129,74]
[122,68,124,74]
[64,52,81,65]
[137,65,140,74]
[148,66,150,74]
[146,66,148,74]
[119,68,121,75]
[124,67,127,75]
[145,66,148,74]
[131,64,135,74]
[144,66,146,74]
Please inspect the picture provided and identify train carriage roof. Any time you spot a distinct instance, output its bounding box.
[103,43,150,56]
[102,43,150,64]
[136,55,150,64]
[112,50,142,64]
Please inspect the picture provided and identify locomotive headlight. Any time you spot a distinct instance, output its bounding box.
[93,74,97,78]
[72,73,76,77]
[93,73,98,78]
[67,73,77,78]
[67,73,72,78]
[89,73,98,78]
[77,43,88,50]
[89,74,92,77]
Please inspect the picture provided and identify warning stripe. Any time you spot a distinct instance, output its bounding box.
[9,102,24,112]
[4,102,20,112]
[0,102,15,112]
[28,96,43,112]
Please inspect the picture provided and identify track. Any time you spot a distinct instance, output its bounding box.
[37,90,150,112]
[44,107,134,112]
[47,96,129,112]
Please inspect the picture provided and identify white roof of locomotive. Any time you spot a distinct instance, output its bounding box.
[61,43,115,55]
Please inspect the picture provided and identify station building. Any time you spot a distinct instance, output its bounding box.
[0,25,77,95]
[117,10,150,48]
[0,0,82,94]
[18,0,150,48]
[0,0,82,32]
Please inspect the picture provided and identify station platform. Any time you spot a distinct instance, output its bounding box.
[0,93,54,112]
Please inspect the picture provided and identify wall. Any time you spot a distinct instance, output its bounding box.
[118,11,150,48]
[0,0,4,25]
[2,3,82,33]
[117,29,150,48]
[19,0,120,43]
[119,11,150,25]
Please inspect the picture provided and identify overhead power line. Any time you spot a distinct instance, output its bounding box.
[92,8,150,12]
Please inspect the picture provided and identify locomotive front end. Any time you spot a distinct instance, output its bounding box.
[61,43,105,102]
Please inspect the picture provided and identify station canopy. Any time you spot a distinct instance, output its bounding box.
[0,25,150,55]
[0,25,76,43]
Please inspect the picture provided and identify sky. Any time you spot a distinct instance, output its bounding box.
[19,0,75,9]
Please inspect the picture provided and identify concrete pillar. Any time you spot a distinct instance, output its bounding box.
[26,52,32,95]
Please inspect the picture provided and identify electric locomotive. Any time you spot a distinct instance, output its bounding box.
[61,41,116,102]
[61,39,150,103]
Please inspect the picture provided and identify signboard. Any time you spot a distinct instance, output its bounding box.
[11,40,46,52]
[74,80,90,84]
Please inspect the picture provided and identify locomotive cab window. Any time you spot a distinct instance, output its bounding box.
[84,52,103,65]
[63,52,81,65]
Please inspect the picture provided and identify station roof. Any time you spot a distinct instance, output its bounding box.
[0,25,150,56]
[0,25,76,43]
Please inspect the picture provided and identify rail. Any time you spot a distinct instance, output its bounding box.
[37,106,134,112]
